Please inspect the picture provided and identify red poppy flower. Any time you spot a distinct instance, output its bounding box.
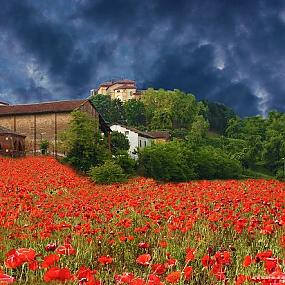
[43,267,74,282]
[98,255,113,265]
[55,243,76,255]
[183,266,193,281]
[41,254,60,268]
[264,258,279,274]
[138,242,150,249]
[159,241,167,248]
[5,248,36,269]
[130,277,145,285]
[28,260,39,271]
[165,258,177,268]
[243,255,252,267]
[165,271,181,284]
[151,264,167,275]
[201,255,213,268]
[147,274,163,285]
[136,254,151,266]
[77,266,98,285]
[185,248,196,263]
[114,272,134,284]
[0,272,15,283]
[235,274,247,285]
[45,243,57,252]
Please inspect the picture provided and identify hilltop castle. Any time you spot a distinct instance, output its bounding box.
[90,79,142,101]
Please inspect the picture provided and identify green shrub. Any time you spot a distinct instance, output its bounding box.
[114,151,136,175]
[40,140,49,155]
[192,146,242,179]
[89,160,127,184]
[138,141,196,182]
[61,110,111,172]
[111,131,130,154]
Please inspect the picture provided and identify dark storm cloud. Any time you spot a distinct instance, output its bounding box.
[0,0,284,116]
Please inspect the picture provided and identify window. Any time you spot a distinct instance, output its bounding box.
[139,140,142,148]
[116,90,121,93]
[125,131,129,136]
[144,141,147,147]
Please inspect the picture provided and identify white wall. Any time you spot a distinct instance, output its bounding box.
[138,135,152,150]
[111,125,153,159]
[111,125,139,158]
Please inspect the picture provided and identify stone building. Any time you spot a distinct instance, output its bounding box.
[90,79,142,101]
[0,126,26,157]
[0,99,110,156]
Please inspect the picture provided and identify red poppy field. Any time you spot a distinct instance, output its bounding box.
[1,156,285,284]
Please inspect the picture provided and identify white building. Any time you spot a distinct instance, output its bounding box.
[111,125,154,158]
[111,125,171,159]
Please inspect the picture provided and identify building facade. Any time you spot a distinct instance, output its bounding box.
[0,126,26,157]
[110,125,170,159]
[0,99,110,156]
[111,125,153,158]
[91,79,142,101]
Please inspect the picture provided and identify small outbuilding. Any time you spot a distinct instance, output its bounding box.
[0,126,26,157]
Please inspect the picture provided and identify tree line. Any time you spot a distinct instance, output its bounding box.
[60,89,285,183]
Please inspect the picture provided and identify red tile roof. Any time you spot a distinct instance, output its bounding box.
[99,79,136,90]
[146,131,171,140]
[0,99,86,116]
[99,81,113,87]
[113,84,136,90]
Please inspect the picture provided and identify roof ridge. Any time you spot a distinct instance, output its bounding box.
[0,99,86,107]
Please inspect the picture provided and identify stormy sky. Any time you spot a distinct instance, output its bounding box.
[0,0,284,116]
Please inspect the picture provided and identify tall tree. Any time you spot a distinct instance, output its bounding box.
[90,95,125,124]
[203,101,236,134]
[90,94,112,123]
[123,99,146,127]
[142,88,201,130]
[61,110,110,172]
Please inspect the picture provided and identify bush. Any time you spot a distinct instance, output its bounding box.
[192,146,242,179]
[111,132,130,154]
[114,151,136,175]
[40,140,49,155]
[61,110,111,172]
[89,160,127,184]
[138,141,196,182]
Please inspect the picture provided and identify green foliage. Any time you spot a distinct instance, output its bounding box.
[124,99,146,127]
[225,111,285,175]
[226,116,266,140]
[40,140,49,155]
[142,88,201,130]
[203,101,236,134]
[187,115,209,144]
[111,131,130,154]
[61,110,111,172]
[111,99,126,124]
[150,109,172,130]
[170,128,189,140]
[114,151,136,175]
[90,94,113,123]
[89,160,127,184]
[90,94,125,124]
[192,146,243,179]
[138,141,196,182]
